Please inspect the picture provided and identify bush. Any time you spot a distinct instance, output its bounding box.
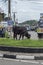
[5,31,9,38]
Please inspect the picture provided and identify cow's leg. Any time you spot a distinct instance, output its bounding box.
[13,33,17,40]
[13,33,16,39]
[19,34,21,40]
[22,35,24,40]
[16,34,17,40]
[13,33,15,38]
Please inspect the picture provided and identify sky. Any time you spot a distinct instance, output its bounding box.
[0,0,43,23]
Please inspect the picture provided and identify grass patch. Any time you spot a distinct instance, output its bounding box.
[0,38,43,48]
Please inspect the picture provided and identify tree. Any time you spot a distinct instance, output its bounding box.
[19,20,38,26]
[2,0,11,19]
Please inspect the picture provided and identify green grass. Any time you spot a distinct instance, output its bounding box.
[0,38,43,48]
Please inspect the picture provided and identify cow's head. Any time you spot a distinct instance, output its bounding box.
[27,34,31,39]
[25,32,31,39]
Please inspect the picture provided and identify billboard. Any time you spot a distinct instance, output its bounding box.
[7,20,14,26]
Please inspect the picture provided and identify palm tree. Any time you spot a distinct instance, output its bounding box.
[2,0,11,19]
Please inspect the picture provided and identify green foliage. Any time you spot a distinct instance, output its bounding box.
[0,38,43,48]
[20,20,38,26]
[5,31,9,38]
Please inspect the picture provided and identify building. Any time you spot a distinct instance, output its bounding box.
[40,13,43,20]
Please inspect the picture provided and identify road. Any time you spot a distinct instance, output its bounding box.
[0,58,43,65]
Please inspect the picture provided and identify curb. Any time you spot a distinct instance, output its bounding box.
[0,54,43,60]
[0,46,43,53]
[16,55,34,60]
[0,53,3,58]
[3,54,16,59]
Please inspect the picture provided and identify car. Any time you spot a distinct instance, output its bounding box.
[26,26,31,31]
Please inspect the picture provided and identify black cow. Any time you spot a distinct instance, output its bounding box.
[13,25,31,40]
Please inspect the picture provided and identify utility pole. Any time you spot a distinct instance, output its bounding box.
[13,12,17,25]
[14,12,15,22]
[8,0,11,19]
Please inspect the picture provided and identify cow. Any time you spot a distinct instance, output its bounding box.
[12,25,31,40]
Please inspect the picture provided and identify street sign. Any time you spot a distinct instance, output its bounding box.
[7,20,14,26]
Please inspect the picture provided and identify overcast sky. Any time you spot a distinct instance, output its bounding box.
[0,0,43,23]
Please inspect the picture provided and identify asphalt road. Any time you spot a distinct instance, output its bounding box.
[0,58,43,65]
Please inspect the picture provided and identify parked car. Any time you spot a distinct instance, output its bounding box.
[31,26,37,31]
[25,26,31,31]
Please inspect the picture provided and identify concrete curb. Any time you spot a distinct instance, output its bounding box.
[0,54,43,60]
[0,53,3,58]
[3,54,16,59]
[0,46,43,53]
[16,55,34,60]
